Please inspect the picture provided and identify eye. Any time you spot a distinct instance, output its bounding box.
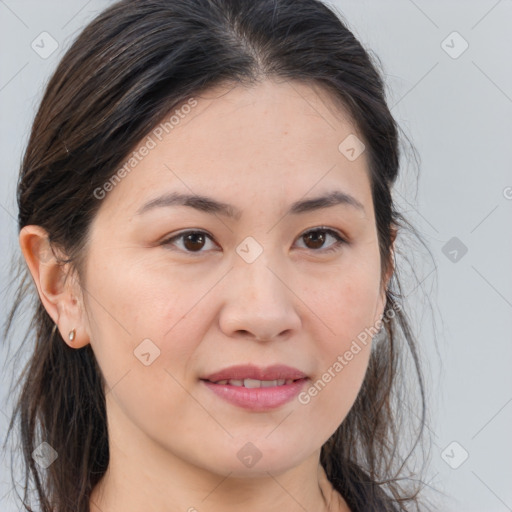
[294,227,347,253]
[161,230,218,254]
[161,227,347,255]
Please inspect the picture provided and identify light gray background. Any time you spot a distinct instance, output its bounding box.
[1,1,511,511]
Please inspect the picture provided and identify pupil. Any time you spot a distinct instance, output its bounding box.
[305,231,325,249]
[185,233,205,251]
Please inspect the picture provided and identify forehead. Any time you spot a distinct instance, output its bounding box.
[94,78,373,221]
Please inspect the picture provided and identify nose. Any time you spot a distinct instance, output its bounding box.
[218,256,302,342]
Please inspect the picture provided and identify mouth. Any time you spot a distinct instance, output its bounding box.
[205,378,301,387]
[200,364,309,411]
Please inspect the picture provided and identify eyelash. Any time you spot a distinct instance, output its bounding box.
[160,227,347,255]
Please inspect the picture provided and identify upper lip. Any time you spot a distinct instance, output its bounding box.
[202,364,308,382]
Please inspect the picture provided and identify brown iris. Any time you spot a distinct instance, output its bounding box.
[302,230,326,249]
[182,232,207,251]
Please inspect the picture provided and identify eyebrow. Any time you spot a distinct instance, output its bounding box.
[135,190,365,219]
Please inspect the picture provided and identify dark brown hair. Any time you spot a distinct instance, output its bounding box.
[3,0,437,510]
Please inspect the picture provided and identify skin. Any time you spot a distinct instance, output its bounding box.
[20,78,394,512]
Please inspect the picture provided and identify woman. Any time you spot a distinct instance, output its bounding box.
[4,0,433,510]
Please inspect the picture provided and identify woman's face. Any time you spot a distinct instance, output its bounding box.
[80,78,388,476]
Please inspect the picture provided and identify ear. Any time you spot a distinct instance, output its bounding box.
[374,225,397,327]
[19,225,89,348]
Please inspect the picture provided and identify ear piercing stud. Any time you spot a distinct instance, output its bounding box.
[68,329,76,342]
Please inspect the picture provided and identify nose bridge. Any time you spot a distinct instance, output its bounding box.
[240,250,283,303]
[235,233,283,295]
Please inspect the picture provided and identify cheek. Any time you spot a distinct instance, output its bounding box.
[297,262,379,425]
[298,347,371,445]
[298,307,373,438]
[83,256,215,439]
[309,257,381,350]
[83,252,217,394]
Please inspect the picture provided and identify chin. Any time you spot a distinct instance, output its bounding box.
[202,437,315,477]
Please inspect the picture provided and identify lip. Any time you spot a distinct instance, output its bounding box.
[201,364,308,412]
[202,364,307,382]
[202,379,308,411]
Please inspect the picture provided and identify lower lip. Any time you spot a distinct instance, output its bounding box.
[202,379,308,411]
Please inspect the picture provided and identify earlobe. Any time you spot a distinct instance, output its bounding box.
[19,225,89,348]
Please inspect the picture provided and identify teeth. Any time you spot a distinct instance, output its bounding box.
[214,378,295,387]
[244,378,263,388]
[261,379,278,387]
